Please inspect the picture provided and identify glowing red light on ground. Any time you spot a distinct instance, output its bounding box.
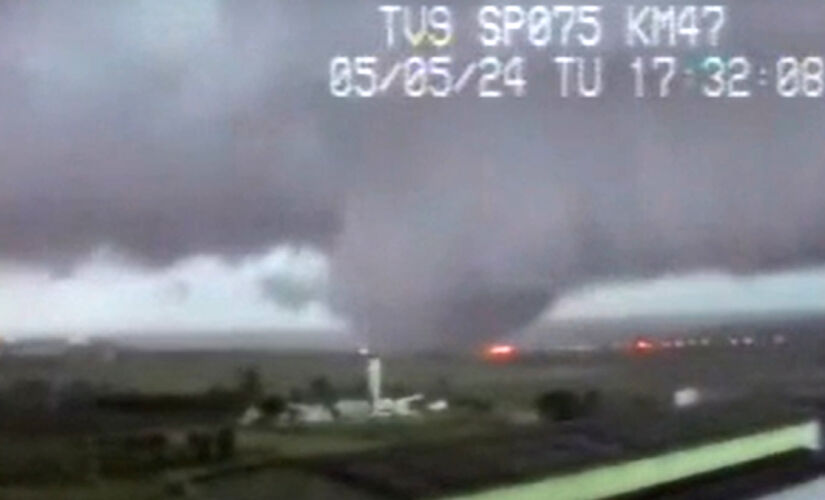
[484,344,518,361]
[489,345,514,355]
[633,338,655,353]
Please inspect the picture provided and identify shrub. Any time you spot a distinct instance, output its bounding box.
[535,390,581,422]
[260,395,286,416]
[215,427,236,461]
[96,392,243,414]
[582,389,602,414]
[237,367,264,403]
[186,431,214,463]
[309,376,339,418]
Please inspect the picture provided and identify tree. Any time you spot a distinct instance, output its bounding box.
[187,431,213,463]
[260,395,286,416]
[309,376,339,418]
[215,427,236,461]
[237,367,263,402]
[536,390,581,422]
[288,386,304,403]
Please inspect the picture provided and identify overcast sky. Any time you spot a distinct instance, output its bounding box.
[1,1,825,347]
[3,246,825,338]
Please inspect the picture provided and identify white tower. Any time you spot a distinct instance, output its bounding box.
[366,355,382,409]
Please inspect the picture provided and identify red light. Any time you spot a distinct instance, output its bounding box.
[484,343,518,361]
[489,345,514,355]
[633,338,655,353]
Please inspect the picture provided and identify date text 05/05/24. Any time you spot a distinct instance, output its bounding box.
[330,55,824,99]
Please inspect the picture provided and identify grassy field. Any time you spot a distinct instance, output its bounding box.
[0,481,164,500]
[235,411,520,459]
[3,345,823,401]
[2,342,825,499]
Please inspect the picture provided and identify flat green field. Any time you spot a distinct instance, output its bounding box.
[4,346,823,402]
[0,481,163,500]
[2,344,825,499]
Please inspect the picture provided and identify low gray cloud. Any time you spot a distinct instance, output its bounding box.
[164,280,191,303]
[258,274,322,311]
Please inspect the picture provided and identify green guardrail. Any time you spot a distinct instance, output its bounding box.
[447,420,821,500]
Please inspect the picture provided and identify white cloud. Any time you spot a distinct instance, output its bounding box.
[0,245,347,336]
[547,267,825,321]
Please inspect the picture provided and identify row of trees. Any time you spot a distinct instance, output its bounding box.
[535,389,601,422]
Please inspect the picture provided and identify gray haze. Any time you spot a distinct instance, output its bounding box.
[1,1,824,349]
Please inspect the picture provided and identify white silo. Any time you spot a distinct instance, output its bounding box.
[367,355,382,408]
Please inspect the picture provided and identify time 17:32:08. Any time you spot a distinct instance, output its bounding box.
[631,56,824,98]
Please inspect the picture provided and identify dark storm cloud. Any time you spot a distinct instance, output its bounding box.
[2,1,825,348]
[0,0,346,265]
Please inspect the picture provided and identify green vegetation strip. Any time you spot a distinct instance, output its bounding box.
[447,420,821,500]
